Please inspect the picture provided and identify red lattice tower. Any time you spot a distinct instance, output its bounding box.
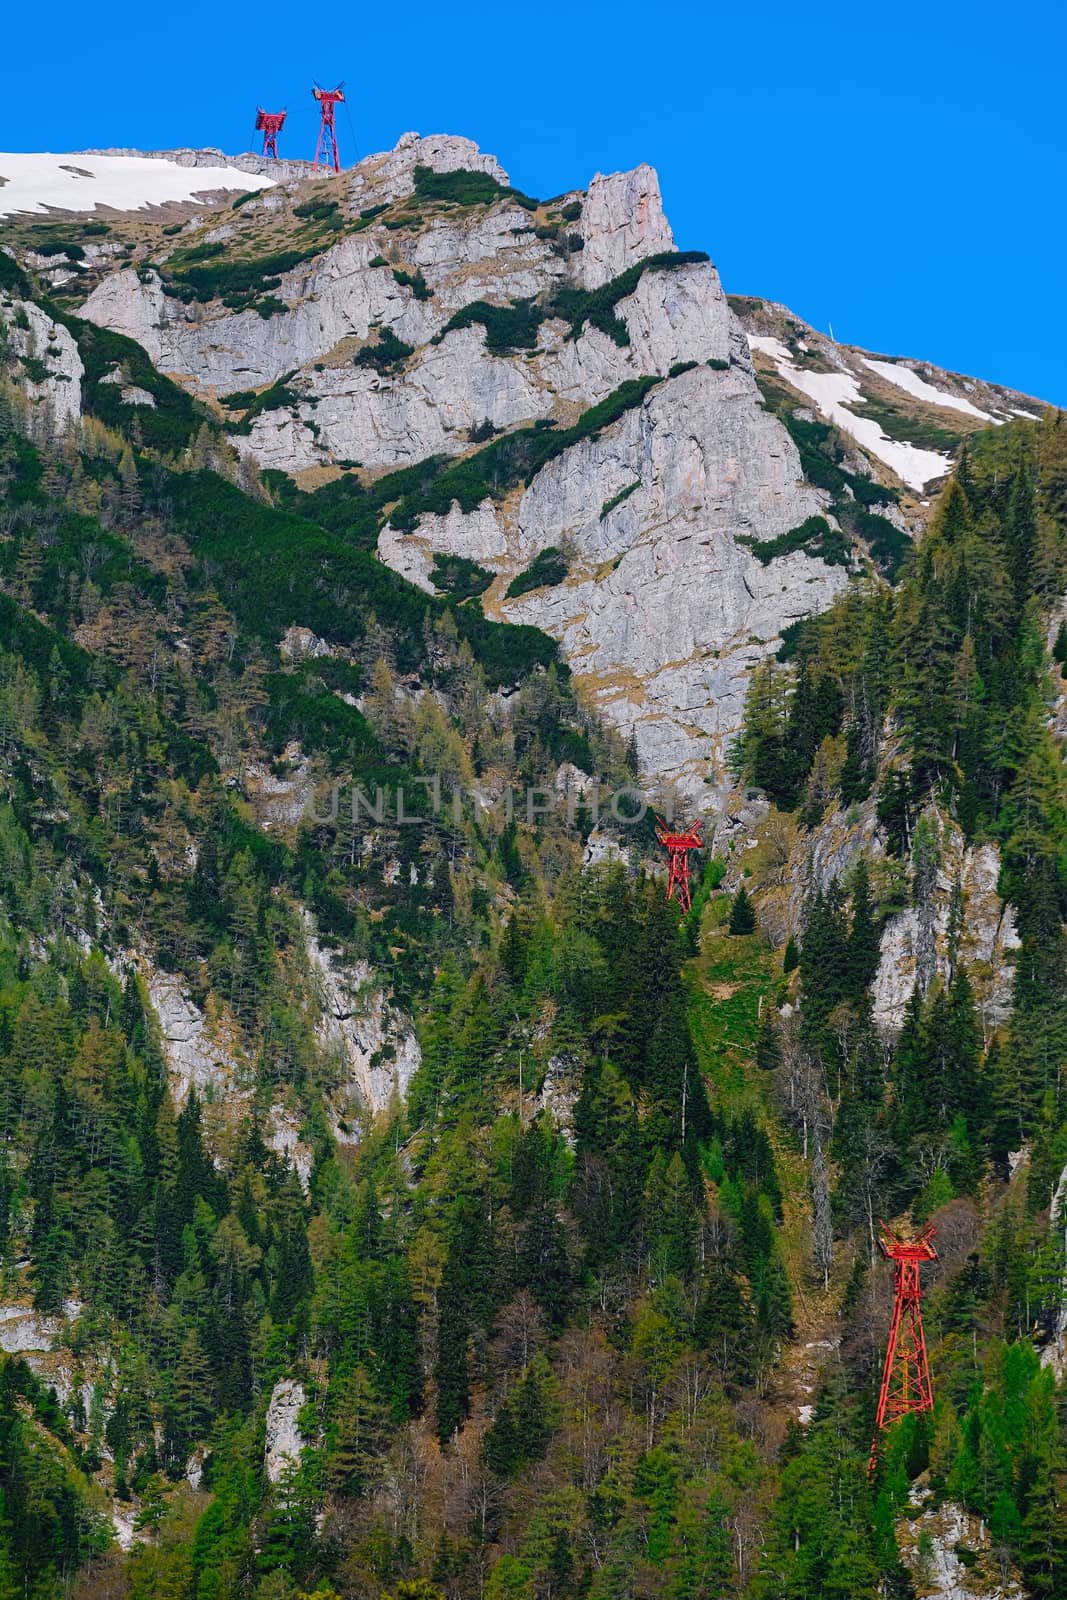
[255,108,287,160]
[654,816,704,914]
[311,82,346,171]
[869,1220,938,1474]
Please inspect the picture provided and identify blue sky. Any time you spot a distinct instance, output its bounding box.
[3,0,1063,403]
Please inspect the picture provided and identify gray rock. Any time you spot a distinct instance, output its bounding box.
[264,1379,307,1483]
[579,165,675,289]
[0,293,83,426]
[304,916,422,1120]
[380,358,842,800]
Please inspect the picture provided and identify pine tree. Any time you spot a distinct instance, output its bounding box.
[847,859,881,998]
[1053,621,1067,669]
[728,885,756,936]
[665,1481,734,1600]
[326,1364,390,1496]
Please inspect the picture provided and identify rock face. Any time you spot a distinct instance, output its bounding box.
[0,1304,68,1354]
[141,961,246,1102]
[869,834,1017,1036]
[774,794,1017,1036]
[348,131,510,208]
[304,917,422,1120]
[387,353,844,800]
[0,1300,84,1404]
[898,1494,1023,1599]
[0,293,84,426]
[70,132,886,798]
[264,1378,307,1483]
[579,165,674,288]
[1039,1160,1067,1380]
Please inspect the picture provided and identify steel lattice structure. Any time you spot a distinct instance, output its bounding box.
[869,1220,938,1474]
[255,109,287,160]
[654,816,704,914]
[311,83,346,171]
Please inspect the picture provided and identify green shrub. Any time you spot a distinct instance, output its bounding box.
[669,361,697,378]
[560,201,582,222]
[852,395,962,453]
[265,666,381,764]
[600,481,640,519]
[161,246,321,306]
[33,241,85,260]
[740,515,852,569]
[353,327,416,373]
[218,389,257,411]
[369,254,388,268]
[412,164,538,210]
[82,222,110,236]
[505,547,568,598]
[1054,621,1067,668]
[174,240,226,265]
[392,268,431,301]
[441,299,544,354]
[44,308,210,451]
[231,190,260,209]
[851,475,899,505]
[429,553,494,601]
[18,355,50,384]
[163,468,560,690]
[551,726,594,771]
[254,296,289,319]
[837,504,909,578]
[294,198,339,220]
[229,373,300,433]
[0,253,31,296]
[360,203,388,220]
[549,249,711,347]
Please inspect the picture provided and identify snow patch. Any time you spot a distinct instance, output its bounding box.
[0,151,274,218]
[749,337,952,489]
[746,334,793,366]
[861,358,999,423]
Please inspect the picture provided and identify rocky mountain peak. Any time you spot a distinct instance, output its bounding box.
[580,163,674,288]
[347,130,511,208]
[0,133,1052,806]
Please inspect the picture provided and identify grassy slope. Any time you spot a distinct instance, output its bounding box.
[686,892,848,1378]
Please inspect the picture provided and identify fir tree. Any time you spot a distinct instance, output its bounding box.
[728,884,756,936]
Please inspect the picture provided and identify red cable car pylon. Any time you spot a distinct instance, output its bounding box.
[311,82,346,172]
[869,1220,938,1475]
[654,816,703,914]
[255,108,287,160]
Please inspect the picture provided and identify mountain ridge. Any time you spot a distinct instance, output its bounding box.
[0,130,1066,1600]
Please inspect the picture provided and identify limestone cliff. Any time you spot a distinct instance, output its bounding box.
[1,132,1048,807]
[60,134,854,803]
